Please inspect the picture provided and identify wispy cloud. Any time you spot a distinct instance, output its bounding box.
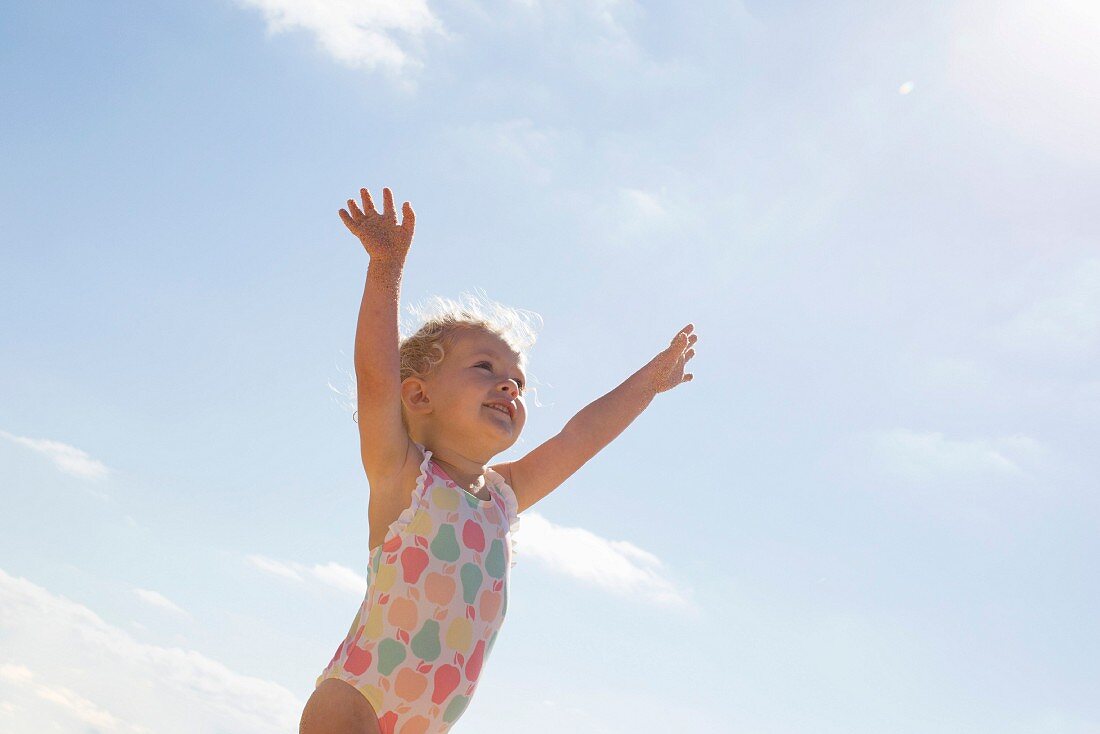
[568,183,703,253]
[995,258,1100,358]
[0,568,300,734]
[248,514,695,612]
[132,588,190,618]
[0,430,110,483]
[235,0,446,80]
[441,118,563,186]
[500,0,691,91]
[863,428,1044,483]
[247,554,365,595]
[515,512,696,611]
[948,0,1100,162]
[0,663,150,734]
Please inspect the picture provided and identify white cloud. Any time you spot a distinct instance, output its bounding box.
[995,258,1100,358]
[948,0,1100,162]
[247,554,365,595]
[502,0,689,90]
[309,561,369,595]
[0,430,110,483]
[132,588,189,618]
[515,512,696,612]
[235,0,446,80]
[0,568,301,734]
[0,664,150,734]
[248,514,695,612]
[442,118,562,186]
[581,184,700,251]
[620,187,666,220]
[245,553,304,582]
[865,428,1044,483]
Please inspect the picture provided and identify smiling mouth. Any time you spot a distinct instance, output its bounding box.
[484,405,512,421]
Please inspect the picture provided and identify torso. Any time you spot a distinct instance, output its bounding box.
[321,440,516,732]
[367,439,494,552]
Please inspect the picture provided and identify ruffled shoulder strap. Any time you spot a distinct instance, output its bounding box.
[487,466,522,569]
[378,442,435,548]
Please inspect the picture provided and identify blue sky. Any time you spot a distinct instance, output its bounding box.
[2,0,1099,731]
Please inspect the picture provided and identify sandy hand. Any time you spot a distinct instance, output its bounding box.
[641,323,698,394]
[339,187,415,264]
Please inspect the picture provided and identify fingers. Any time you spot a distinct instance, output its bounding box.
[382,188,397,223]
[360,188,377,216]
[670,325,697,348]
[341,186,415,238]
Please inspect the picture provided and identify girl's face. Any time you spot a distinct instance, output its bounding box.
[413,330,528,452]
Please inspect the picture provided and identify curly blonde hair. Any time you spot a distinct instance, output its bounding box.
[335,287,544,430]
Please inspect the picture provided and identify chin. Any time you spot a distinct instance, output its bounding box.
[494,429,521,451]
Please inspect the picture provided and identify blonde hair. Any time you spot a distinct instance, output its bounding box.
[335,287,544,429]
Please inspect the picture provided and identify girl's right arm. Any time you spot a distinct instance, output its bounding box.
[340,187,416,482]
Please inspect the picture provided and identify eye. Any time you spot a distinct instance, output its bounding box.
[476,362,525,392]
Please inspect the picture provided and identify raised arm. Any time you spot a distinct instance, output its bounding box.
[340,187,416,482]
[496,324,698,513]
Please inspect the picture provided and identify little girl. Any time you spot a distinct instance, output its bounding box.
[299,186,698,734]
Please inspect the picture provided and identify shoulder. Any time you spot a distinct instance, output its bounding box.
[487,461,521,520]
[488,461,514,488]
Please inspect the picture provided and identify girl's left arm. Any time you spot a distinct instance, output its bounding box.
[499,324,698,513]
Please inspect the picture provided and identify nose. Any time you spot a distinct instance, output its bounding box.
[500,380,520,398]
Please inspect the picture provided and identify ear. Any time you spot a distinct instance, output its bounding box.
[400,377,433,416]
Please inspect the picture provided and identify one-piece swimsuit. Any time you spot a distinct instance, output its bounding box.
[316,441,521,733]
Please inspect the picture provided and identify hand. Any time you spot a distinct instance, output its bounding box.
[339,187,415,264]
[641,324,698,394]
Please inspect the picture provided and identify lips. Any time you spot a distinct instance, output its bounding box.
[483,403,513,420]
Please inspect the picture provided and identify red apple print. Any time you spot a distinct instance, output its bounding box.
[378,710,398,734]
[462,520,485,552]
[400,546,429,584]
[383,535,402,553]
[432,664,461,704]
[465,639,486,682]
[416,660,433,674]
[343,645,372,676]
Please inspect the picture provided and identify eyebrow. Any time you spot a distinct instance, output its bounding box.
[469,351,526,382]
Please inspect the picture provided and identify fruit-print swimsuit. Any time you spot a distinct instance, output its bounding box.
[316,442,521,734]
